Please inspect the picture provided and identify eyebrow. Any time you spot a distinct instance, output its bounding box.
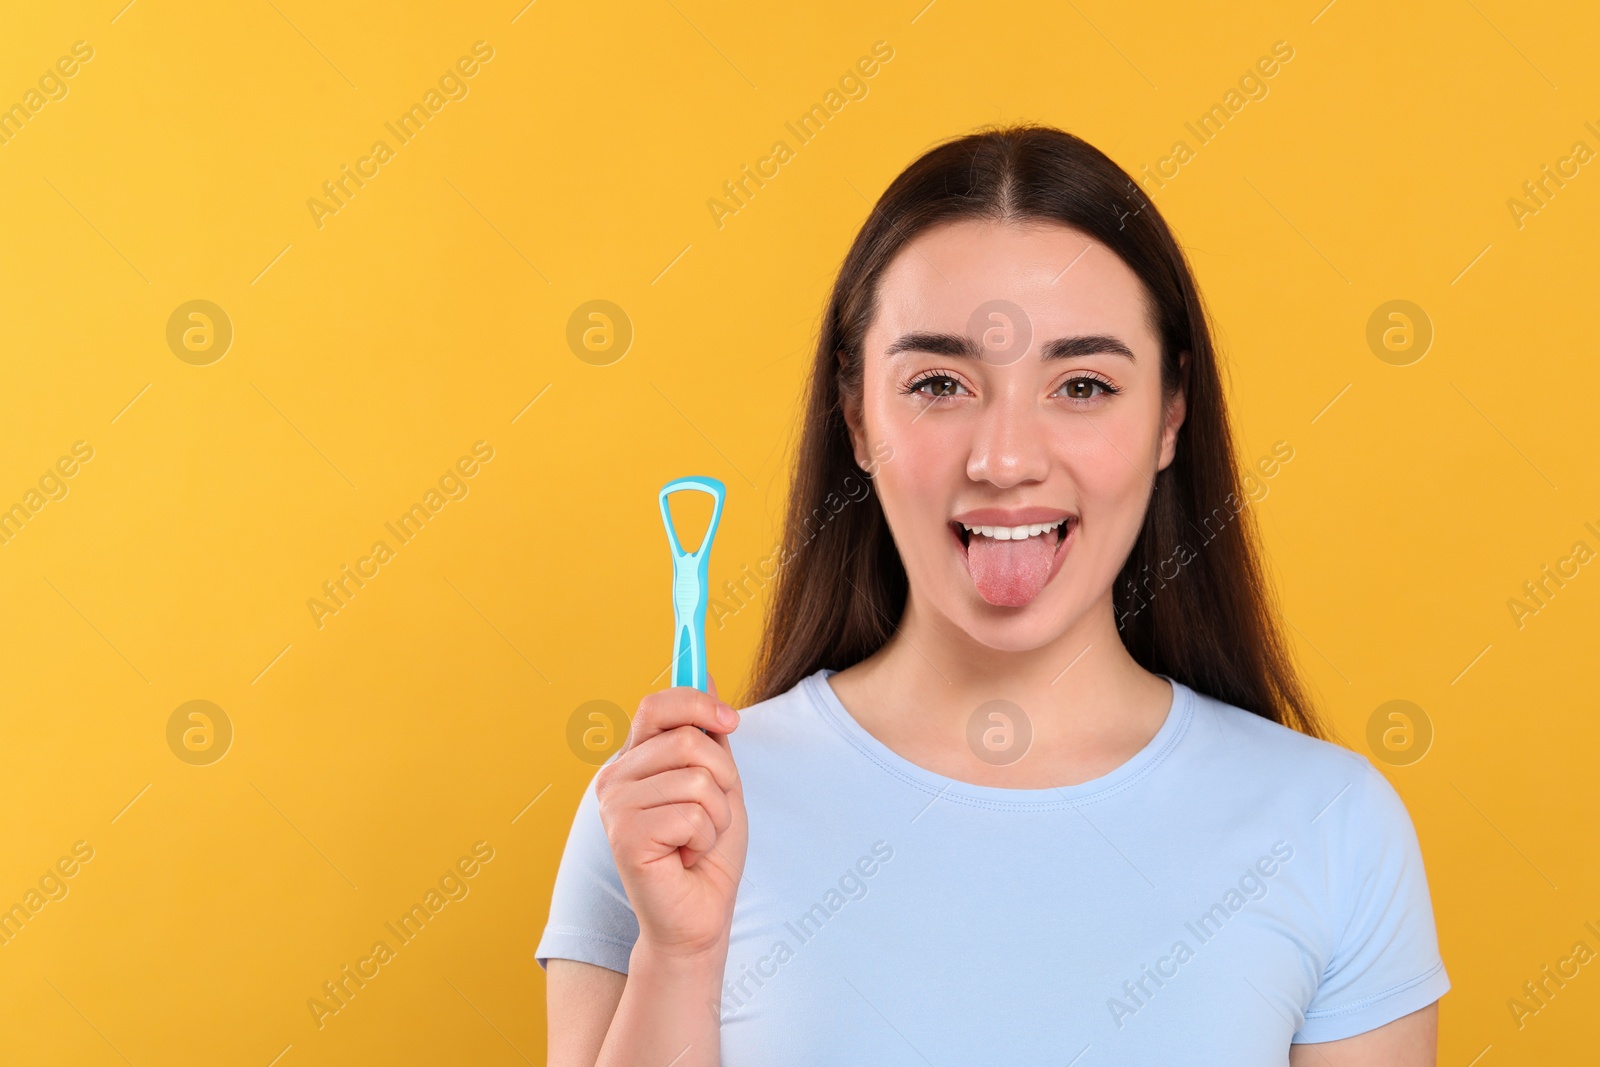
[884,331,1138,362]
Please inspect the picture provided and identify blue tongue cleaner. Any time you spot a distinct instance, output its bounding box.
[658,476,727,695]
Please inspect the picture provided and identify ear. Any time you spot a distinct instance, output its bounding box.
[1156,350,1188,472]
[838,353,871,470]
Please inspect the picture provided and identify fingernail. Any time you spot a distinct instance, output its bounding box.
[717,704,736,727]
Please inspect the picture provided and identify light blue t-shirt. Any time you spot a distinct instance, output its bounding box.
[537,670,1449,1064]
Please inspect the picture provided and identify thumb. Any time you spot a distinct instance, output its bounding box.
[707,673,721,705]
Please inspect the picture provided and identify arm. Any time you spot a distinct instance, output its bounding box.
[1289,1001,1437,1067]
[1292,762,1449,1060]
[546,960,624,1067]
[547,948,727,1067]
[543,682,746,1067]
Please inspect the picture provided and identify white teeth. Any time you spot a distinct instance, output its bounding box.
[960,521,1064,540]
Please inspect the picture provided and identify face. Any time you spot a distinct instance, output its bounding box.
[843,218,1186,652]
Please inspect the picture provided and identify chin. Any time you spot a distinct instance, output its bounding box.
[953,598,1082,654]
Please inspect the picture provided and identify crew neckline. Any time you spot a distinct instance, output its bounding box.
[802,668,1195,810]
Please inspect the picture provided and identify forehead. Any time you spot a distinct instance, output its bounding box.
[868,218,1157,352]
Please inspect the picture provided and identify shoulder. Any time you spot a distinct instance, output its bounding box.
[722,670,871,799]
[1177,690,1456,1039]
[1184,682,1361,768]
[1177,684,1438,945]
[1175,682,1403,831]
[1184,684,1369,777]
[729,669,834,747]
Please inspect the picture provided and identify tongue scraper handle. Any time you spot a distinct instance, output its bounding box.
[660,476,726,706]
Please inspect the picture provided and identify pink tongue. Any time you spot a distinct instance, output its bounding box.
[966,529,1058,607]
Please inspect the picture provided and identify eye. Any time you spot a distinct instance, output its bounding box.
[1054,374,1120,401]
[903,372,970,399]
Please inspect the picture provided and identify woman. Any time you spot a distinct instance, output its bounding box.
[539,124,1449,1066]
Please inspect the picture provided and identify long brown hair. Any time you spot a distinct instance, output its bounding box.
[746,123,1330,740]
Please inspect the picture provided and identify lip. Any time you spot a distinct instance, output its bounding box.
[951,506,1073,526]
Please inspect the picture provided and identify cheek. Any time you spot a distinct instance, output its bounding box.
[1062,396,1165,494]
[1057,415,1160,554]
[866,404,968,546]
[891,424,967,479]
[874,434,953,535]
[1067,431,1142,499]
[864,392,964,485]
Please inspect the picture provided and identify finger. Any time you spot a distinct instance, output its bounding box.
[707,723,740,789]
[618,767,733,833]
[616,725,740,794]
[626,802,719,863]
[702,676,736,741]
[630,686,738,749]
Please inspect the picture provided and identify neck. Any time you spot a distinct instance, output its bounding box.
[837,586,1171,758]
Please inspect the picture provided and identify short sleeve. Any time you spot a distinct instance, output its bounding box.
[1293,760,1450,1043]
[534,763,640,974]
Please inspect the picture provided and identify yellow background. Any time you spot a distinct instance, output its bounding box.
[2,0,1596,1062]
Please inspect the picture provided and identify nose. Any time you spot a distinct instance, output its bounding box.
[965,384,1050,489]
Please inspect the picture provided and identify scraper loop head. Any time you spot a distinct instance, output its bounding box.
[659,476,725,693]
